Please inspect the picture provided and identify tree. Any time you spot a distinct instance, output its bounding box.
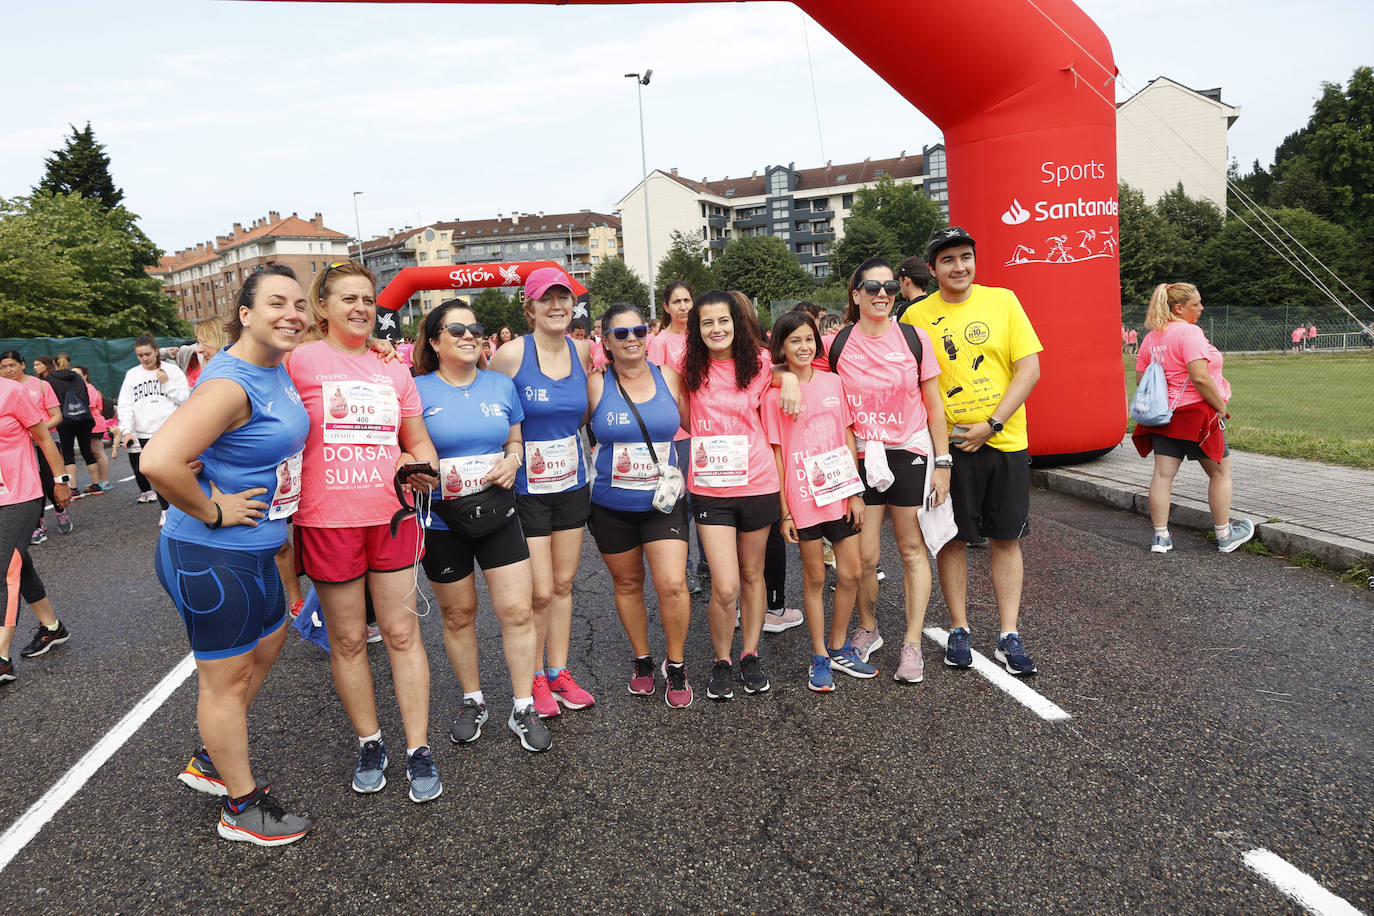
[1269,155,1335,219]
[587,257,649,316]
[828,214,902,287]
[0,192,182,338]
[1201,206,1367,312]
[469,287,519,336]
[846,175,945,260]
[711,234,814,326]
[1116,182,1190,313]
[1155,182,1224,246]
[35,123,125,214]
[654,230,713,301]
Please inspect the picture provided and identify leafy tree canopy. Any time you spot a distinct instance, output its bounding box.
[587,256,650,317]
[711,234,814,327]
[828,214,902,288]
[35,122,126,215]
[846,175,945,261]
[654,230,713,303]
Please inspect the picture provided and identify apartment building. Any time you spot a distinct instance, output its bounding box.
[161,212,351,321]
[1118,77,1239,210]
[615,147,944,283]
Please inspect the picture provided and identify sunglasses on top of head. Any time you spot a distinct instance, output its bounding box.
[859,280,901,296]
[319,260,354,290]
[443,322,484,339]
[609,325,649,341]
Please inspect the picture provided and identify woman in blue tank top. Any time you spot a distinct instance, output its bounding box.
[488,267,594,719]
[142,264,312,847]
[586,303,694,708]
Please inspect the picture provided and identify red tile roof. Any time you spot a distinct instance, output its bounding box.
[664,154,929,200]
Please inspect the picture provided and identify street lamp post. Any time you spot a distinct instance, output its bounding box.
[625,70,655,319]
[352,191,365,262]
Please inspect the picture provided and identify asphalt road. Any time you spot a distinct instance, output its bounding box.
[0,454,1369,915]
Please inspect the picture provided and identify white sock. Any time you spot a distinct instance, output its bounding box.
[1153,527,1169,538]
[512,696,534,714]
[1000,630,1017,639]
[1214,523,1231,540]
[359,730,381,747]
[407,746,422,757]
[464,690,485,706]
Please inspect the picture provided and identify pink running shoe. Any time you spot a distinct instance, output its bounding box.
[531,672,561,719]
[628,656,655,696]
[848,624,884,663]
[661,660,693,709]
[548,668,595,710]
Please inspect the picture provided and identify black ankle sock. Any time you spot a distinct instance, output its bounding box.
[226,787,261,812]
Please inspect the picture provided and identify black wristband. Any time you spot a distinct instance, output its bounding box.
[207,502,223,529]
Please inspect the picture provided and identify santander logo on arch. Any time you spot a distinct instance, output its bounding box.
[1001,199,1031,225]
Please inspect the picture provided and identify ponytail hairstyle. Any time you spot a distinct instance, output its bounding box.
[1144,283,1199,331]
[54,352,73,371]
[682,289,763,393]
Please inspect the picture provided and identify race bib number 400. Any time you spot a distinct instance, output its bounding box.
[611,441,671,490]
[804,445,863,507]
[525,435,579,494]
[439,453,502,499]
[322,382,399,445]
[691,435,750,488]
[268,450,303,520]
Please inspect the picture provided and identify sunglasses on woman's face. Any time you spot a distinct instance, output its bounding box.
[859,280,901,296]
[443,322,484,339]
[609,324,649,341]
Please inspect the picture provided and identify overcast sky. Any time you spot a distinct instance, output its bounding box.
[2,0,1368,254]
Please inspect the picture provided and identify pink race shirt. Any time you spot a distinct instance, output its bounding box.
[1137,321,1231,409]
[19,376,58,417]
[686,350,779,498]
[832,322,938,452]
[288,341,422,528]
[646,329,689,441]
[762,372,856,530]
[0,378,46,506]
[86,383,109,434]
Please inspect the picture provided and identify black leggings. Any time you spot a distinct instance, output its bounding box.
[2,498,44,628]
[34,447,54,523]
[128,439,168,510]
[57,419,96,467]
[765,521,787,611]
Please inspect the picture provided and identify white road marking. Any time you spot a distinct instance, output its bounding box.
[923,627,1071,722]
[119,475,135,482]
[1242,848,1366,916]
[0,653,196,873]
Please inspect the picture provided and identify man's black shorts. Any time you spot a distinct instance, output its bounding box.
[949,446,1030,541]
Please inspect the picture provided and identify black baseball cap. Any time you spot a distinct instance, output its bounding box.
[897,255,931,283]
[925,226,976,264]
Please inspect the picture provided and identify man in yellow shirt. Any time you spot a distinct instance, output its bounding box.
[900,227,1043,674]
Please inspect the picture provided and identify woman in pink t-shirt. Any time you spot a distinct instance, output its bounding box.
[286,260,443,798]
[682,290,795,700]
[0,352,65,544]
[1132,282,1252,555]
[73,366,112,493]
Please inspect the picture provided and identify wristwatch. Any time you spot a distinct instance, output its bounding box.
[986,417,1005,434]
[54,474,72,486]
[934,455,954,469]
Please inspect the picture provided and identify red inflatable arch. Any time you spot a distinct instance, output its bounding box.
[301,0,1124,462]
[376,261,589,313]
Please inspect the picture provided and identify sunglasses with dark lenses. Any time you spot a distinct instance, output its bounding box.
[609,324,649,341]
[319,260,354,290]
[859,280,902,296]
[443,322,484,339]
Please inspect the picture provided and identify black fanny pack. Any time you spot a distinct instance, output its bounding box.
[390,465,517,539]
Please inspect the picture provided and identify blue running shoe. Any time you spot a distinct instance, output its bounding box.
[352,739,388,793]
[1216,520,1255,554]
[406,746,442,803]
[828,641,878,678]
[1150,534,1173,553]
[808,655,834,692]
[944,627,973,668]
[995,632,1037,675]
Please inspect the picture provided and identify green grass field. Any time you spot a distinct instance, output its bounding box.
[1122,352,1374,469]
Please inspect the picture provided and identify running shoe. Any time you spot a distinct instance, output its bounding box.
[740,652,770,694]
[0,656,13,683]
[661,660,693,709]
[762,606,804,633]
[893,641,925,683]
[1216,520,1255,554]
[994,632,1037,675]
[531,672,561,719]
[450,698,488,744]
[19,621,69,658]
[218,789,310,847]
[158,509,166,528]
[808,655,835,692]
[288,598,305,619]
[98,481,112,492]
[365,623,383,644]
[548,668,595,709]
[628,656,655,696]
[1150,534,1173,554]
[508,706,553,752]
[178,749,227,796]
[405,747,442,803]
[55,510,73,534]
[137,491,157,503]
[686,569,702,596]
[82,483,103,496]
[706,658,734,701]
[30,525,47,546]
[351,739,388,793]
[849,624,884,663]
[828,641,878,678]
[944,626,973,668]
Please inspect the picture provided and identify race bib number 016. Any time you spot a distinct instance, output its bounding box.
[322,382,399,445]
[803,445,863,507]
[610,441,671,490]
[691,435,750,488]
[525,435,579,494]
[268,450,303,520]
[439,453,502,499]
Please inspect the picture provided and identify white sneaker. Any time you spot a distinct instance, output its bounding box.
[158,509,167,527]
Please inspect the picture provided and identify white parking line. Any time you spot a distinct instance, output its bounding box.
[119,475,135,482]
[1242,848,1365,916]
[0,653,196,873]
[923,627,1071,722]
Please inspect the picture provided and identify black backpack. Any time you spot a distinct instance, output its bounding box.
[825,322,925,374]
[46,372,91,422]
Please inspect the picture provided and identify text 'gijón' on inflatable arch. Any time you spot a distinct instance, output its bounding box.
[291,0,1123,463]
[374,261,590,338]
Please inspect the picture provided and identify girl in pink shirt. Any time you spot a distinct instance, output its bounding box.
[74,366,112,493]
[762,312,870,692]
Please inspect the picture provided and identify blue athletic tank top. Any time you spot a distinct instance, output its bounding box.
[590,364,682,512]
[514,335,588,495]
[161,348,310,549]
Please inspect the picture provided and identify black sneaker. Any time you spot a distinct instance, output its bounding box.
[20,621,69,658]
[740,652,771,694]
[706,658,734,701]
[217,788,310,847]
[0,656,14,683]
[450,698,489,744]
[508,706,552,753]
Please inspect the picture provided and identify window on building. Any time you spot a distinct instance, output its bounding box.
[519,242,529,250]
[311,261,318,272]
[700,203,707,218]
[813,263,830,279]
[769,170,789,194]
[842,193,854,208]
[725,189,736,197]
[437,249,450,261]
[590,239,599,248]
[814,241,829,256]
[796,242,812,256]
[771,200,789,216]
[874,169,884,178]
[777,230,790,240]
[533,242,544,252]
[811,220,830,234]
[592,256,601,265]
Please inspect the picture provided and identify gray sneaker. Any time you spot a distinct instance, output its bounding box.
[217,790,310,847]
[450,698,489,744]
[406,747,442,803]
[55,510,74,535]
[849,624,884,663]
[893,641,925,683]
[351,739,388,793]
[1216,520,1255,554]
[508,706,552,753]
